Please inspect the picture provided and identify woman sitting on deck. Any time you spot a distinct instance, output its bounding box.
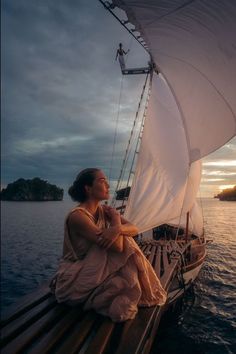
[52,168,166,322]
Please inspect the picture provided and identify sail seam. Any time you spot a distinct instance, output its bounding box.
[144,0,196,29]
[156,53,236,159]
[157,52,236,127]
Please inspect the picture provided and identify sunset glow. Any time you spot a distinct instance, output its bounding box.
[202,170,236,176]
[219,185,235,191]
[200,139,236,197]
[203,160,236,167]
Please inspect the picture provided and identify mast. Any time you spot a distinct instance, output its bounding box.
[185,212,189,244]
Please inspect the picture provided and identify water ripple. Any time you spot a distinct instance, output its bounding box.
[1,198,236,353]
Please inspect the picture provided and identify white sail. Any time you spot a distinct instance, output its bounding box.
[113,0,236,160]
[116,1,236,233]
[168,161,203,236]
[124,74,203,234]
[169,201,204,238]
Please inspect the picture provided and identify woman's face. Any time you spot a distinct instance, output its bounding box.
[87,170,110,201]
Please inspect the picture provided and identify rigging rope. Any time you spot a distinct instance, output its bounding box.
[109,35,133,184]
[108,75,124,183]
[120,75,149,181]
[174,163,205,243]
[126,36,133,63]
[174,164,191,242]
[120,72,152,209]
[199,184,205,240]
[112,72,151,207]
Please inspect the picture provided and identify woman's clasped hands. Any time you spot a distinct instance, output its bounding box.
[103,205,121,223]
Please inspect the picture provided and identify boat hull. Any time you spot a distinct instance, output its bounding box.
[168,248,206,304]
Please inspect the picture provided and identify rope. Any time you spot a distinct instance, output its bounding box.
[174,164,191,242]
[174,163,205,243]
[109,37,133,184]
[198,182,205,240]
[108,75,124,183]
[120,74,150,184]
[126,36,133,62]
[120,73,152,208]
[112,72,150,206]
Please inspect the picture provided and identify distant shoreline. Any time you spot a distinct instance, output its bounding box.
[214,186,236,201]
[0,178,64,201]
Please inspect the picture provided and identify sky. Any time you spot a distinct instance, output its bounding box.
[1,0,236,198]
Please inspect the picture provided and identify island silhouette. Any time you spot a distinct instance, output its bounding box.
[0,178,64,201]
[214,185,236,201]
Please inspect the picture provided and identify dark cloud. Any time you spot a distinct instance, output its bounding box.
[2,0,235,198]
[2,0,149,190]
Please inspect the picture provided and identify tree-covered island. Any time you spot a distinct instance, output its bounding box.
[214,185,236,201]
[0,178,64,201]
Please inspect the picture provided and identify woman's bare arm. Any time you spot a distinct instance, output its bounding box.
[102,205,138,238]
[107,209,123,252]
[120,216,139,237]
[97,227,123,252]
[68,210,123,252]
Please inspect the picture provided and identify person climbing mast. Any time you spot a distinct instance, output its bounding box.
[116,43,129,71]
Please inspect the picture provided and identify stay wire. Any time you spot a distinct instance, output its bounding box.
[126,36,133,61]
[112,73,150,206]
[121,73,152,208]
[108,75,124,183]
[174,163,191,242]
[109,39,133,186]
[199,180,205,239]
[120,73,149,186]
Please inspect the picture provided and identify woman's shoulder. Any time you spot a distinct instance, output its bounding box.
[67,207,92,224]
[67,205,107,227]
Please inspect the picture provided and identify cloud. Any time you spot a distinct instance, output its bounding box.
[2,0,236,199]
[201,178,225,182]
[203,160,236,167]
[200,137,236,196]
[218,184,235,191]
[202,170,236,176]
[2,0,149,190]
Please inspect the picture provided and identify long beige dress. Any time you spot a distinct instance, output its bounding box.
[52,206,167,322]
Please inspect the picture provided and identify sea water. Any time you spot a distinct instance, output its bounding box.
[153,198,236,354]
[1,198,236,353]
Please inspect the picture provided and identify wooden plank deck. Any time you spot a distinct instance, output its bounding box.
[0,241,187,354]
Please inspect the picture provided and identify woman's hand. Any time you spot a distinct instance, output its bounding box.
[103,205,121,225]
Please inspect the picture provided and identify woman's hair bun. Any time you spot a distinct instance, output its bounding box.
[68,168,100,202]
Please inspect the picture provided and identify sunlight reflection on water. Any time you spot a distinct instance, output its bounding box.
[152,198,236,354]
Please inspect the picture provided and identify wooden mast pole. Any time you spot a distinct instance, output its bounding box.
[185,212,189,243]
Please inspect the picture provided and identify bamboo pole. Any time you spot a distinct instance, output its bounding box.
[185,212,189,243]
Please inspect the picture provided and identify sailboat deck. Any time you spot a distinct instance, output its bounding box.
[1,241,188,354]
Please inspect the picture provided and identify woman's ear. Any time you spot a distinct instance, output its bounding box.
[84,185,91,195]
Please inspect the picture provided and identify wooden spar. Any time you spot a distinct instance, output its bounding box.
[185,212,190,243]
[122,67,150,75]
